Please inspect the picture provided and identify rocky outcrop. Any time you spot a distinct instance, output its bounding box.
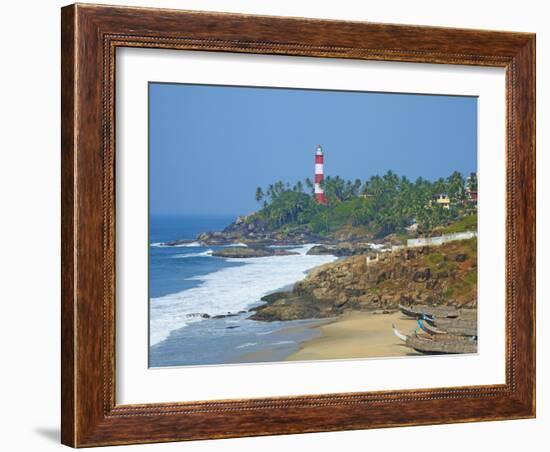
[211,247,298,258]
[196,231,233,246]
[222,214,269,235]
[162,239,200,247]
[248,292,327,321]
[189,223,326,247]
[161,213,386,248]
[306,242,387,257]
[305,245,335,255]
[250,239,477,322]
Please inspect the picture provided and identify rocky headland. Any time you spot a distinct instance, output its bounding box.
[160,214,392,258]
[163,215,326,248]
[249,239,477,322]
[211,247,298,258]
[158,213,477,325]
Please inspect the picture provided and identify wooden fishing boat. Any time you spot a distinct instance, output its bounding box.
[423,311,477,325]
[392,325,477,354]
[406,333,477,355]
[430,318,477,337]
[422,315,437,326]
[398,304,459,319]
[392,324,408,342]
[418,319,447,335]
[457,309,477,321]
[398,304,420,318]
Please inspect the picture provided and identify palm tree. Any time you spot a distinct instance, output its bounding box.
[304,177,314,196]
[274,181,285,197]
[447,171,466,204]
[467,172,478,191]
[255,187,264,203]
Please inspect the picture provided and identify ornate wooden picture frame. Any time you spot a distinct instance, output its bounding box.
[61,3,535,447]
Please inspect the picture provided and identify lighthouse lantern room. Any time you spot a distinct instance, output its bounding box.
[314,145,327,204]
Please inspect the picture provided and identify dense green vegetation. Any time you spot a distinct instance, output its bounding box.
[440,214,477,234]
[252,171,477,238]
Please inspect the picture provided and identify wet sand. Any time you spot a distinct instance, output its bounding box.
[232,318,329,364]
[286,311,421,361]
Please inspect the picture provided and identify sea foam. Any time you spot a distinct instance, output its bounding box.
[151,241,247,248]
[150,241,204,248]
[172,250,213,259]
[149,244,336,346]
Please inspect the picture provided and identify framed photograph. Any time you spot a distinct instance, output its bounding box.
[61,4,535,447]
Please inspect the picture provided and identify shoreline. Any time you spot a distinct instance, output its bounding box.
[286,311,420,361]
[151,230,476,366]
[150,242,337,349]
[229,318,330,365]
[234,311,421,364]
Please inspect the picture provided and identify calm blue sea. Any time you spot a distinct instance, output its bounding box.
[148,215,337,367]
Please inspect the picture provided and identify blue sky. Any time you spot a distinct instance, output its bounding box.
[149,83,477,216]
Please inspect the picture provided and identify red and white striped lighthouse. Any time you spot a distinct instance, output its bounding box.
[314,145,327,204]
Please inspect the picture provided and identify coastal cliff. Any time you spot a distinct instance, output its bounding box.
[249,238,477,321]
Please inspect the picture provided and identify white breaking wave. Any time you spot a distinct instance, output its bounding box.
[166,241,203,248]
[150,241,204,248]
[235,342,258,349]
[255,330,276,336]
[149,244,336,345]
[172,250,213,259]
[151,241,248,248]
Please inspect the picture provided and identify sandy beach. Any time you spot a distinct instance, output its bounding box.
[286,311,421,361]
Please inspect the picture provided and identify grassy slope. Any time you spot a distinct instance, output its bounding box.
[440,214,477,234]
